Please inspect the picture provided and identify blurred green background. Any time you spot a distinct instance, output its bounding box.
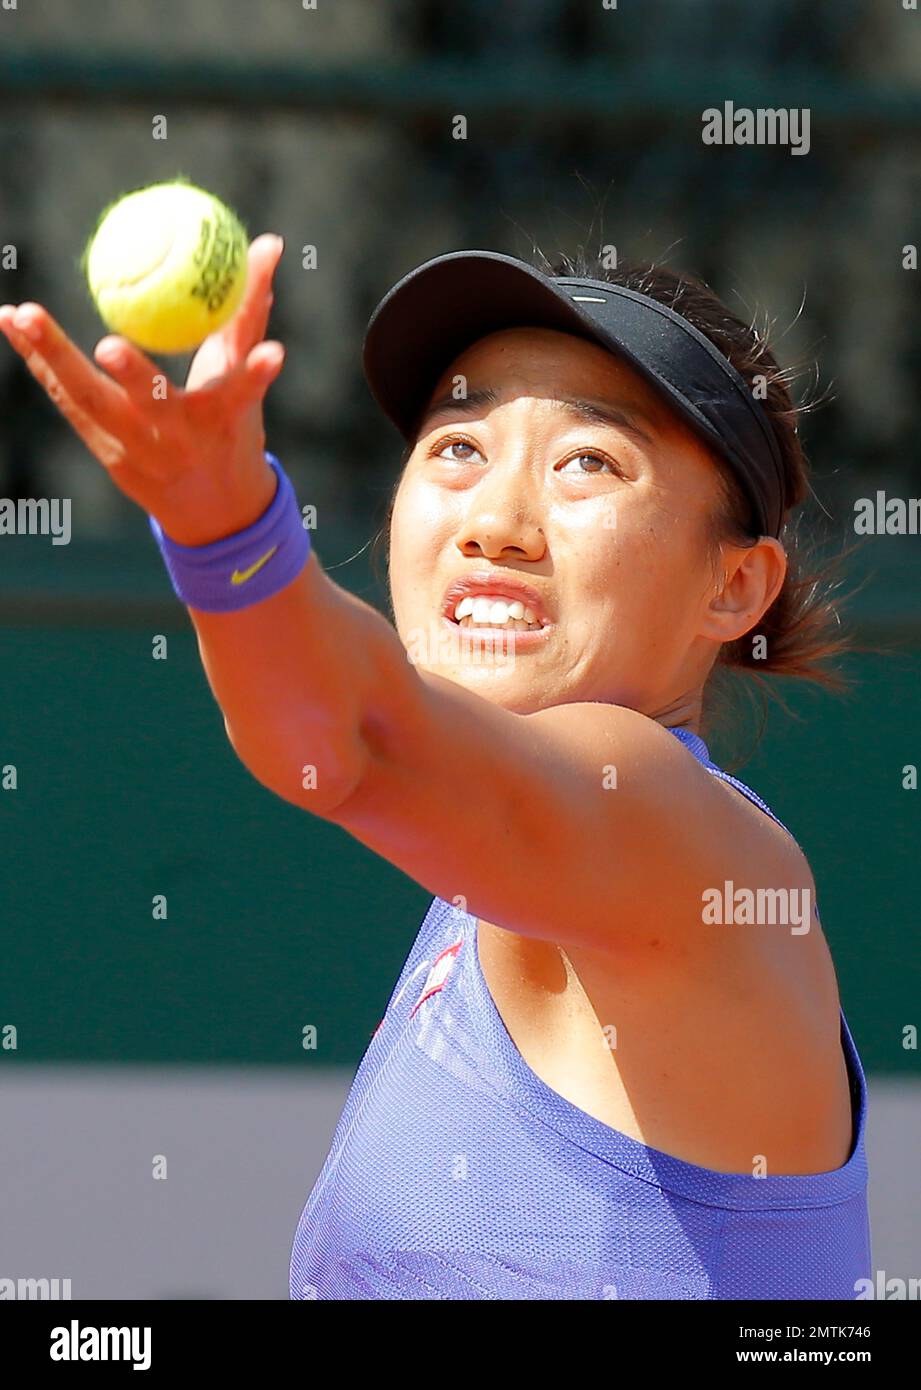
[1,0,919,1073]
[2,584,919,1072]
[0,0,919,1297]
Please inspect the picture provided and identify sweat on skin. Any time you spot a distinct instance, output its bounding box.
[387,325,787,719]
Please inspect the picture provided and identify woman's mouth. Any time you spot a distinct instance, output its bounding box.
[441,594,552,651]
[450,595,544,632]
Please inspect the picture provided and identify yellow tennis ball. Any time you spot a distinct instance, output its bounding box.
[83,180,249,354]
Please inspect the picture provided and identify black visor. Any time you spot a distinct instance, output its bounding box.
[362,249,786,539]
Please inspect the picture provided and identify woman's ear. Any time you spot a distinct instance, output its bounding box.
[701,537,787,644]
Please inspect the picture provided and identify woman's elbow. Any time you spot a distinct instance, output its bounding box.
[222,714,367,818]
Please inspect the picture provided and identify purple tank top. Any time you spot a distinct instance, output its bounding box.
[289,725,871,1299]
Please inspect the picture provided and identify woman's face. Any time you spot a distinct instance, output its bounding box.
[387,326,742,718]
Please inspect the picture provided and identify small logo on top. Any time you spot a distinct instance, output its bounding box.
[231,546,278,585]
[409,940,462,1017]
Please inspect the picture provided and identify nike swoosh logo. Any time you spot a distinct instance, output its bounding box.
[231,546,278,585]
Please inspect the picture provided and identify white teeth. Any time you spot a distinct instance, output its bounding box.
[450,593,543,627]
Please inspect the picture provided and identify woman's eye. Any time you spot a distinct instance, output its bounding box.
[559,452,619,476]
[434,439,482,463]
[431,441,618,474]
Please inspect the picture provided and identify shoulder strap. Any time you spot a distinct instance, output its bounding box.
[667,724,818,920]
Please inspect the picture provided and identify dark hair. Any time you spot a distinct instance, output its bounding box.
[370,249,856,731]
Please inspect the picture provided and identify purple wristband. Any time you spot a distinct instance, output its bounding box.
[148,453,311,612]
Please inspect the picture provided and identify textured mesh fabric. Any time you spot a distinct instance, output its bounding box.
[289,726,871,1300]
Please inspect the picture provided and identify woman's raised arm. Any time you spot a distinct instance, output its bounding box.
[0,242,802,956]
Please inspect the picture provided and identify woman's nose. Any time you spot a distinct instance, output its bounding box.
[455,503,546,560]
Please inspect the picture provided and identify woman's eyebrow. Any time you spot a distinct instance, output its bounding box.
[551,397,657,446]
[419,388,656,446]
[418,386,501,430]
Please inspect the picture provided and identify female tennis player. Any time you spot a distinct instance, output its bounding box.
[0,235,871,1300]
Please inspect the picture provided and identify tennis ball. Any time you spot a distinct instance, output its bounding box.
[83,180,249,354]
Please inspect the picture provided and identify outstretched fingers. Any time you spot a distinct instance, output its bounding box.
[224,234,283,362]
[241,337,286,405]
[0,304,147,467]
[94,334,172,407]
[0,303,149,456]
[183,337,286,426]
